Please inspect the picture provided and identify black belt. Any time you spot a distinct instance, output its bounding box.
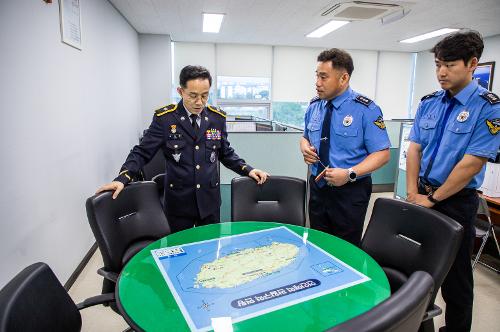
[418,178,477,197]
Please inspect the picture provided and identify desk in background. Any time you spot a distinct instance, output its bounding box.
[116,222,390,332]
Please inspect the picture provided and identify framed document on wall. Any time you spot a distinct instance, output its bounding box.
[473,61,495,90]
[59,0,82,50]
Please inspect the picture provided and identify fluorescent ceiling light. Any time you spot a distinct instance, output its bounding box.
[306,20,350,38]
[203,13,224,33]
[400,28,460,44]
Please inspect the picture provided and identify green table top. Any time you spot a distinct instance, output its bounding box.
[117,222,390,331]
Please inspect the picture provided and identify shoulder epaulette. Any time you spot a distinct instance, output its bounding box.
[355,95,372,107]
[155,103,177,117]
[420,91,438,101]
[309,96,321,105]
[207,105,226,118]
[480,92,500,105]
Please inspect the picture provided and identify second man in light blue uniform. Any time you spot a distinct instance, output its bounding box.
[407,31,500,332]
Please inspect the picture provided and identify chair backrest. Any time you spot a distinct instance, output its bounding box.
[152,173,165,196]
[327,271,434,332]
[142,149,166,181]
[0,262,81,332]
[477,196,491,218]
[231,176,306,226]
[361,198,463,303]
[86,181,170,273]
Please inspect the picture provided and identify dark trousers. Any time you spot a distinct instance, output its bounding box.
[167,210,220,234]
[309,176,372,247]
[419,184,477,332]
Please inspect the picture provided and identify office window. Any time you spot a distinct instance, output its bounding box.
[217,76,270,101]
[221,105,269,119]
[216,76,271,119]
[272,102,308,129]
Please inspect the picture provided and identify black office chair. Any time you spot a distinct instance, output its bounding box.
[231,176,306,226]
[472,196,500,270]
[85,181,170,295]
[141,149,165,181]
[327,271,434,332]
[361,198,463,332]
[0,262,115,332]
[151,173,166,208]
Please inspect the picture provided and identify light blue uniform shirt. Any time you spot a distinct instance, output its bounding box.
[303,87,391,177]
[409,80,500,188]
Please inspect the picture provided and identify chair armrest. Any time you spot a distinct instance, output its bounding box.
[76,292,115,310]
[422,304,442,321]
[97,267,118,283]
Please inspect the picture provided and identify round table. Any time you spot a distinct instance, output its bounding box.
[116,222,390,331]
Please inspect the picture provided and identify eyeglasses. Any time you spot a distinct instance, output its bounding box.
[185,92,209,102]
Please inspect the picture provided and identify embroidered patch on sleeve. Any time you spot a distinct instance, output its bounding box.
[486,118,500,135]
[373,116,386,130]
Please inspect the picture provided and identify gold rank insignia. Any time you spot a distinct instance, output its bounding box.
[170,124,177,133]
[155,103,177,117]
[374,115,386,130]
[486,118,500,135]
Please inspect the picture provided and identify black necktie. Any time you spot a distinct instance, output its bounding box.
[190,114,199,137]
[319,101,333,171]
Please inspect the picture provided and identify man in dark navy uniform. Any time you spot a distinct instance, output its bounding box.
[301,49,391,246]
[407,31,500,332]
[97,66,269,233]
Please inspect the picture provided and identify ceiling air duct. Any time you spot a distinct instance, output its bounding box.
[321,1,405,21]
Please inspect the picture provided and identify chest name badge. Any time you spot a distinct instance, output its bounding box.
[170,124,177,133]
[343,115,353,127]
[457,111,469,123]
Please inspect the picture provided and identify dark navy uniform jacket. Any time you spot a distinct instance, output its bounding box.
[114,100,254,218]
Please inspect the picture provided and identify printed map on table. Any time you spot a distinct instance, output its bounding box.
[151,226,369,331]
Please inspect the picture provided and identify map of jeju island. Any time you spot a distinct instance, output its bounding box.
[151,226,370,332]
[195,242,299,289]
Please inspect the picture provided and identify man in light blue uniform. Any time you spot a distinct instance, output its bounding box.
[301,48,390,246]
[407,31,500,332]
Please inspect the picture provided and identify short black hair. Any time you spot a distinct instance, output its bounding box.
[179,65,212,88]
[432,30,484,63]
[317,48,354,76]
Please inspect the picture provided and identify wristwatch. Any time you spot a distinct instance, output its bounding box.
[427,192,440,204]
[347,168,357,183]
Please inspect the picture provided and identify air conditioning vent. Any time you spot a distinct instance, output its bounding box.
[321,1,404,21]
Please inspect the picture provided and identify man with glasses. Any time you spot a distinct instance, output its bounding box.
[97,65,269,233]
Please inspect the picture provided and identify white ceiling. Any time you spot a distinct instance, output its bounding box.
[108,0,500,52]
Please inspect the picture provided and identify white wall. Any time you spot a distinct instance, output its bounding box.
[412,34,500,117]
[375,52,415,119]
[173,42,216,87]
[272,46,325,102]
[139,34,172,127]
[217,44,272,77]
[177,42,412,119]
[0,0,142,287]
[272,47,380,103]
[412,51,440,116]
